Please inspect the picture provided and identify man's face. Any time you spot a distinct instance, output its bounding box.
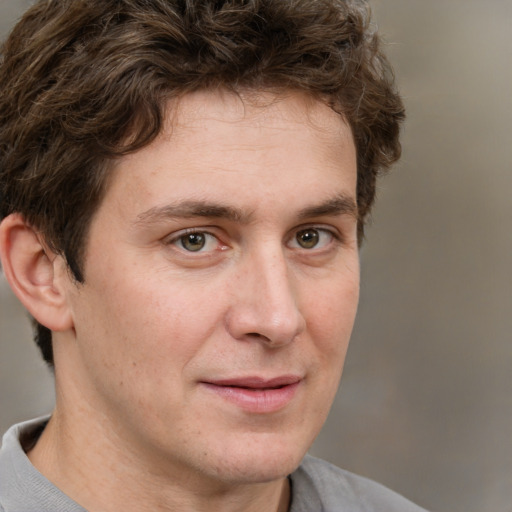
[59,90,359,485]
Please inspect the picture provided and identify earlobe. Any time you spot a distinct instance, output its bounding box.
[0,213,74,332]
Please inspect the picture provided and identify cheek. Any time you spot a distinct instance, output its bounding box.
[87,274,226,373]
[303,276,359,414]
[303,271,359,402]
[306,272,360,346]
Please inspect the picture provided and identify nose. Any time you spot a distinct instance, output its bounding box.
[225,249,306,348]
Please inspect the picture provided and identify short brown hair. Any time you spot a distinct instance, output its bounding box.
[0,0,404,365]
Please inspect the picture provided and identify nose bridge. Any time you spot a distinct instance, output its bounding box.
[227,242,305,346]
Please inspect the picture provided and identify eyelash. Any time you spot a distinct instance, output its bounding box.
[164,225,341,254]
[290,226,339,250]
[165,228,225,253]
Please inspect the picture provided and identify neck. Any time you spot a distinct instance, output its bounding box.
[28,408,291,512]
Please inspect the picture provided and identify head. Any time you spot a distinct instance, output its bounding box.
[0,1,405,497]
[0,0,403,367]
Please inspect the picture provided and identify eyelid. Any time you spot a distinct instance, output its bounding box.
[287,224,342,250]
[164,227,226,253]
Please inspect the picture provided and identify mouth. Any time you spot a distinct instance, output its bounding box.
[200,375,302,413]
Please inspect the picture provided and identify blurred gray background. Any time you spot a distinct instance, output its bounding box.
[1,1,511,511]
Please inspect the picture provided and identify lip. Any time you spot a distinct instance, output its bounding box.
[200,375,302,414]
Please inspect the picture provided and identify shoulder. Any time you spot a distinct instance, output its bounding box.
[0,418,85,512]
[289,454,429,512]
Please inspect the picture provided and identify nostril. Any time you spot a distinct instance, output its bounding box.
[247,332,270,341]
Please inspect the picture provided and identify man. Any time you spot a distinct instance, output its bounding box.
[0,1,425,510]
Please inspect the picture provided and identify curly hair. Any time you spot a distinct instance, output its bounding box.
[0,0,404,365]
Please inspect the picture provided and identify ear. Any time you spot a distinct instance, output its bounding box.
[0,213,74,332]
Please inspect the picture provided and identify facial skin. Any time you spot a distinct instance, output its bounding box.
[27,90,360,512]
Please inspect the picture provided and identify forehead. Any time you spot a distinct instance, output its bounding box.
[164,90,353,162]
[100,89,356,221]
[171,89,348,133]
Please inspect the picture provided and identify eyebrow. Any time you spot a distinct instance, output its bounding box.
[135,193,358,226]
[135,201,250,225]
[297,194,358,220]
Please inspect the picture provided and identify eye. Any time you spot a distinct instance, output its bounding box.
[296,228,320,249]
[291,227,334,250]
[180,232,206,252]
[172,231,220,253]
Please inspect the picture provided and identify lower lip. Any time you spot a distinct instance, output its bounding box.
[201,381,301,414]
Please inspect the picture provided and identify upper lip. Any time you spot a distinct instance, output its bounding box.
[204,375,302,389]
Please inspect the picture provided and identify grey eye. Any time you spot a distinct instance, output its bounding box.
[296,228,320,249]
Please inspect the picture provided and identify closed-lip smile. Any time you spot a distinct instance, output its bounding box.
[200,375,302,413]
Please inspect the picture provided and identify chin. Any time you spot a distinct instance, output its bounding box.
[204,434,310,485]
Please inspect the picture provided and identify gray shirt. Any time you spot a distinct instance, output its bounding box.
[0,418,428,511]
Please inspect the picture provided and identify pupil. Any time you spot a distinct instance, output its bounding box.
[182,233,205,251]
[297,229,319,249]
